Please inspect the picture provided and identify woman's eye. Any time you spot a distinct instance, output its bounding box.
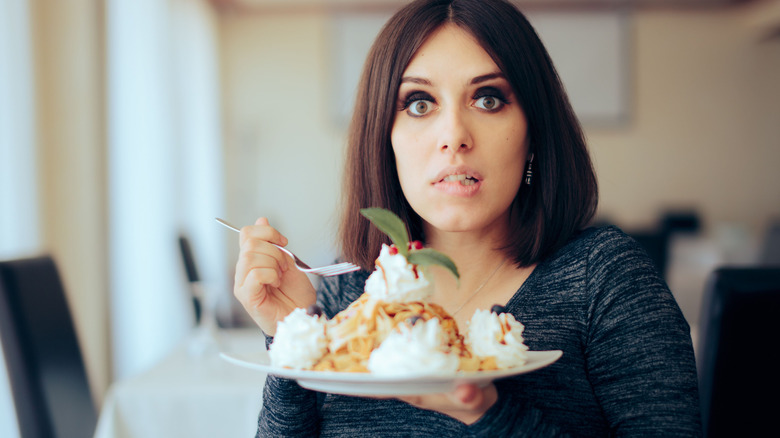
[408,99,433,116]
[474,95,503,111]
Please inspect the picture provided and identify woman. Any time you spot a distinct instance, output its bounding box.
[233,0,701,436]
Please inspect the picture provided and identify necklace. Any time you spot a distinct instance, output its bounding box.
[451,259,507,316]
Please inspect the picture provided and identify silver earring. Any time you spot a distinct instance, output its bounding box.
[524,153,534,185]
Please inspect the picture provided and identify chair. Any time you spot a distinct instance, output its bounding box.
[0,256,96,438]
[697,267,780,437]
[178,234,202,324]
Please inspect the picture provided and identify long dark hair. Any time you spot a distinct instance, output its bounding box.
[339,0,598,270]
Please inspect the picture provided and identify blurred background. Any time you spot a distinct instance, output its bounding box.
[1,0,779,433]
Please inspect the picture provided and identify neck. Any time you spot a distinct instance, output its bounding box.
[426,233,512,308]
[424,223,509,278]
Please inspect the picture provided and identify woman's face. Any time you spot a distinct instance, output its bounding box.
[391,24,530,239]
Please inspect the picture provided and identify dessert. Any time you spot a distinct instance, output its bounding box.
[466,308,529,370]
[268,207,529,374]
[268,307,328,370]
[367,318,460,376]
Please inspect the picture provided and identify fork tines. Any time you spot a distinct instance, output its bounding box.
[314,263,362,277]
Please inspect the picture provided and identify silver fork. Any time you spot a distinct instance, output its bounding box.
[215,218,362,277]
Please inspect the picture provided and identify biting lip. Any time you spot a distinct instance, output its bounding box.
[430,166,483,196]
[431,166,483,184]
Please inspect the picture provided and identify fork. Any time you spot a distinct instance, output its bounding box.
[215,218,362,277]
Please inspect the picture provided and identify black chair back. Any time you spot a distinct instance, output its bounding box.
[698,267,780,437]
[0,256,96,438]
[178,234,202,324]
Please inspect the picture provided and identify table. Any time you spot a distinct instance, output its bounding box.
[94,329,268,438]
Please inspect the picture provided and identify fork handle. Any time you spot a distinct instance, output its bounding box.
[271,244,312,270]
[216,218,312,270]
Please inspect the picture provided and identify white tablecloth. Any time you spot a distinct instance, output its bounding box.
[94,329,268,438]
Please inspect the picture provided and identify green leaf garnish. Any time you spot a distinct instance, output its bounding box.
[360,207,459,281]
[407,248,460,281]
[360,208,410,257]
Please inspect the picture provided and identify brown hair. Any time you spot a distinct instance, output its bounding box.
[339,0,598,270]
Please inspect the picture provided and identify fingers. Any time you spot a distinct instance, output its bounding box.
[230,217,320,335]
[449,384,483,410]
[235,243,288,289]
[396,383,482,408]
[242,217,288,247]
[236,254,280,290]
[233,218,290,308]
[394,383,497,424]
[235,218,291,281]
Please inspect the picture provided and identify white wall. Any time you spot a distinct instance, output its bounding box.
[221,11,346,270]
[590,8,780,232]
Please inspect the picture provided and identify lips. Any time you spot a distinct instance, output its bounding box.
[441,174,479,186]
[431,167,483,196]
[433,167,483,186]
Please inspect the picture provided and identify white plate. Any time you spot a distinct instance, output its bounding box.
[220,350,562,396]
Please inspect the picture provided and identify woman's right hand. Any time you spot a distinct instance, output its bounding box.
[233,217,317,335]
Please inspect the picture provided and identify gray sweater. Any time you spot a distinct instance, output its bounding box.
[258,226,702,437]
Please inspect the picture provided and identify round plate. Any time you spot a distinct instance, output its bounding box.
[220,350,562,396]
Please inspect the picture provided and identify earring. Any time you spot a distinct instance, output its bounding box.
[524,153,534,185]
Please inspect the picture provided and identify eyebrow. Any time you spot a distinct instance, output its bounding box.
[470,72,505,85]
[399,71,506,86]
[399,76,432,86]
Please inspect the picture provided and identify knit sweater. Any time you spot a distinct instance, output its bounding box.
[257,226,702,437]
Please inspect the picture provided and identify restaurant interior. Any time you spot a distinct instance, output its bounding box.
[1,0,779,436]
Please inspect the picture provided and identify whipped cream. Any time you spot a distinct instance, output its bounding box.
[466,308,529,369]
[269,308,328,369]
[364,244,433,303]
[367,318,459,376]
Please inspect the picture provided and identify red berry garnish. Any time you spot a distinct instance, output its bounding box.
[388,246,399,255]
[411,240,423,250]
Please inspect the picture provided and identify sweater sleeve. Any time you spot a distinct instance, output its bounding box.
[256,335,321,437]
[584,229,702,436]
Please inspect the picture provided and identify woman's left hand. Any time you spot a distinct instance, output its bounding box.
[396,383,498,425]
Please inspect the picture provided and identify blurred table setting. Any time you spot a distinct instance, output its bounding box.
[93,328,268,438]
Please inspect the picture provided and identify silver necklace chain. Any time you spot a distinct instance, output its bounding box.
[451,259,507,316]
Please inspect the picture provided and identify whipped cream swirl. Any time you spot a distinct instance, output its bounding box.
[269,307,328,369]
[466,308,529,369]
[364,244,433,303]
[367,318,459,376]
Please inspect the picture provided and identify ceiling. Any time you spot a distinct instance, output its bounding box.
[211,0,777,39]
[213,0,755,11]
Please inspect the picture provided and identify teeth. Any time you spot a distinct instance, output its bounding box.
[442,174,477,185]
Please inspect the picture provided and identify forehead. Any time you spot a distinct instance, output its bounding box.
[402,24,500,79]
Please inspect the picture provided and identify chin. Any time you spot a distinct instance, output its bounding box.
[422,211,488,233]
[419,203,512,236]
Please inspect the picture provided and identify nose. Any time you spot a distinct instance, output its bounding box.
[437,106,473,154]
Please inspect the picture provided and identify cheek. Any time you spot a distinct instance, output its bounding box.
[391,128,425,176]
[499,126,529,162]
